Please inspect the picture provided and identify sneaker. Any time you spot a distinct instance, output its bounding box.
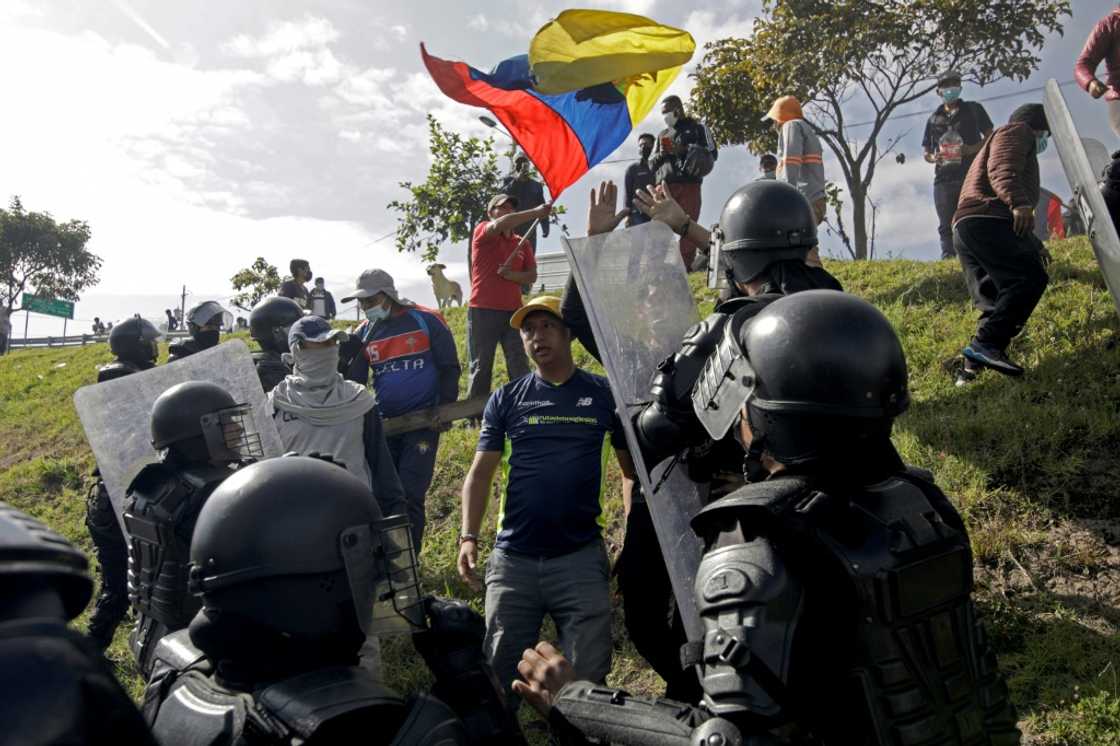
[963,341,1024,377]
[955,365,979,387]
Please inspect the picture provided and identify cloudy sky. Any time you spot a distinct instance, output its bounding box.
[1,0,1116,333]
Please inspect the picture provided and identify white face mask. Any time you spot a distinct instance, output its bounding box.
[364,304,391,324]
[664,111,678,128]
[291,344,340,385]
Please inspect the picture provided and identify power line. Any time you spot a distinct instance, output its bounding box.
[844,78,1078,130]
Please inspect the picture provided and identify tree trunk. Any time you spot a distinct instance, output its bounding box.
[850,183,869,260]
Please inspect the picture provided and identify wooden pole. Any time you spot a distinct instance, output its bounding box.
[381,397,488,437]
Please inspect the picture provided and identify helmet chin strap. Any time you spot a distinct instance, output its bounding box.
[743,437,770,483]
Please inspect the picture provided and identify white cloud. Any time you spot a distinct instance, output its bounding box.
[334,66,397,106]
[224,16,339,58]
[467,14,489,31]
[390,24,408,41]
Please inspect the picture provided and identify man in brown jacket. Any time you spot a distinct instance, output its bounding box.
[952,103,1051,379]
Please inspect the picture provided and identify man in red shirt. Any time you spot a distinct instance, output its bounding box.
[467,193,548,399]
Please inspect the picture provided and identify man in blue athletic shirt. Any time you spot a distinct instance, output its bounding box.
[457,295,635,710]
[342,268,461,551]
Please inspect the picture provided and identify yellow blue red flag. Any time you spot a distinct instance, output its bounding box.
[420,10,693,198]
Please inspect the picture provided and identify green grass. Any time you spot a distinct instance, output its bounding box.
[2,236,1119,742]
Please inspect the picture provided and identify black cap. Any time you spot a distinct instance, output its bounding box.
[1009,103,1049,132]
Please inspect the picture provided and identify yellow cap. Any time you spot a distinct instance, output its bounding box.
[762,95,804,124]
[510,295,563,329]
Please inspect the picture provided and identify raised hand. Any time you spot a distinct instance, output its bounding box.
[587,181,629,236]
[633,184,689,233]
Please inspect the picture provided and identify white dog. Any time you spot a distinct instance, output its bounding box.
[427,263,463,309]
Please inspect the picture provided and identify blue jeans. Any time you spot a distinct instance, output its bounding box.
[483,539,612,708]
[386,429,439,552]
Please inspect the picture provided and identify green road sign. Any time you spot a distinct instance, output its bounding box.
[21,293,75,319]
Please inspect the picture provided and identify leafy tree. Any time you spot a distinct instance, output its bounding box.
[389,115,504,267]
[0,197,100,311]
[691,0,1071,259]
[230,257,280,311]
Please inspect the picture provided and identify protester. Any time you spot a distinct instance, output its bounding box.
[342,269,460,551]
[757,153,777,180]
[279,258,312,309]
[466,193,545,400]
[649,95,718,269]
[458,295,633,708]
[501,153,549,255]
[163,308,178,331]
[92,317,105,335]
[953,103,1052,379]
[1076,6,1120,137]
[270,315,405,519]
[623,133,656,227]
[922,71,995,259]
[167,300,229,362]
[763,95,826,266]
[308,277,337,319]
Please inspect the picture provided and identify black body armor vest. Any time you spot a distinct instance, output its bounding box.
[252,350,290,393]
[124,462,232,661]
[97,358,150,382]
[690,471,1020,744]
[143,633,468,746]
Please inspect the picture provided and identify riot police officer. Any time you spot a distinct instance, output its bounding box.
[167,300,229,362]
[85,315,162,650]
[0,502,156,744]
[124,380,262,677]
[248,296,302,392]
[142,456,524,745]
[521,291,1021,745]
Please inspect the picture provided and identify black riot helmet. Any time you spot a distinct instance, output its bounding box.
[108,316,161,365]
[714,181,817,286]
[739,290,909,467]
[0,502,93,620]
[188,457,424,648]
[149,381,263,463]
[249,296,304,353]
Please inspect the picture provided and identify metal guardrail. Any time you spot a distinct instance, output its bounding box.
[9,330,192,350]
[532,251,571,293]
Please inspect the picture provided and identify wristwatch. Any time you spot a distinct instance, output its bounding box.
[458,533,479,545]
[675,218,691,237]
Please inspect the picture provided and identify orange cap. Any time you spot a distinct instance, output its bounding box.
[762,95,804,124]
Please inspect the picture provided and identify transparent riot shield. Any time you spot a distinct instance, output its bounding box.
[563,221,705,641]
[1044,79,1120,316]
[73,339,284,534]
[1083,137,1110,179]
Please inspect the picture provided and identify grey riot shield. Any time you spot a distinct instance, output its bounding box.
[563,221,705,641]
[73,339,284,534]
[1044,79,1120,316]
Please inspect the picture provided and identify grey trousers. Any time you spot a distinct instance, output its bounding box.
[1109,99,1120,138]
[466,307,530,400]
[483,539,612,708]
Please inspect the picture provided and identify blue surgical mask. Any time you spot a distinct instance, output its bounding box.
[1036,133,1050,155]
[940,87,962,103]
[364,304,390,324]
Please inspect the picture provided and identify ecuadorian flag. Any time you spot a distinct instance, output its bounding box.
[420,10,694,198]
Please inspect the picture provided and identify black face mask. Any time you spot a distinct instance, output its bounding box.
[639,145,652,159]
[195,329,221,349]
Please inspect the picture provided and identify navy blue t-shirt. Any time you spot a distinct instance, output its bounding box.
[478,369,626,557]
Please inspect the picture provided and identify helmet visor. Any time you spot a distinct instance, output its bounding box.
[199,403,264,462]
[371,515,426,635]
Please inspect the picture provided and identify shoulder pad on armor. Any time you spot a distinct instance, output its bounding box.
[393,693,468,745]
[127,462,180,494]
[714,293,779,316]
[691,476,812,535]
[902,464,935,485]
[97,360,141,382]
[179,464,235,491]
[256,666,406,740]
[149,629,208,675]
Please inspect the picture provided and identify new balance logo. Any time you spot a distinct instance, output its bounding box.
[576,397,593,407]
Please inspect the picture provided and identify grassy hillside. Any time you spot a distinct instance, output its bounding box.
[1,236,1118,742]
